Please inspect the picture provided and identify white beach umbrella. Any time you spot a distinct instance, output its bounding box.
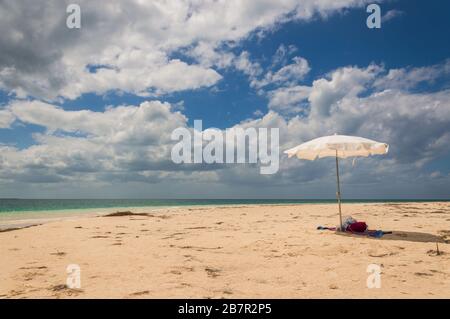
[284,134,389,230]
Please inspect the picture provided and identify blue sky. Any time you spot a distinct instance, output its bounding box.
[0,0,449,198]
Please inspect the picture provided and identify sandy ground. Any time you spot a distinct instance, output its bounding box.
[0,202,449,299]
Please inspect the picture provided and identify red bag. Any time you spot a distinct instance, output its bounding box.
[347,222,368,233]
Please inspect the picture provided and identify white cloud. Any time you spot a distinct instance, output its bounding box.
[252,56,310,89]
[0,0,376,100]
[268,85,311,113]
[253,61,450,193]
[1,100,192,184]
[232,87,450,192]
[233,51,264,79]
[63,58,222,99]
[374,59,450,91]
[0,109,15,128]
[3,60,450,186]
[253,109,264,117]
[308,64,382,117]
[185,42,236,69]
[382,9,404,23]
[220,49,311,93]
[268,61,450,118]
[2,0,449,197]
[3,61,450,192]
[271,44,298,67]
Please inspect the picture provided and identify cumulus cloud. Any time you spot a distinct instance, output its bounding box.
[2,0,449,198]
[2,61,450,194]
[1,100,191,184]
[268,85,311,113]
[185,42,309,93]
[231,87,450,192]
[374,59,450,91]
[0,0,375,100]
[308,64,382,117]
[252,56,311,89]
[233,51,264,81]
[267,64,381,114]
[0,109,15,128]
[258,61,450,192]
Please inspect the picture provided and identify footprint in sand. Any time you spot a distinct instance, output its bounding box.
[415,272,433,277]
[205,267,221,278]
[169,266,195,275]
[23,270,47,281]
[17,265,48,282]
[19,266,47,270]
[50,251,67,257]
[429,269,444,274]
[329,284,338,290]
[368,247,397,258]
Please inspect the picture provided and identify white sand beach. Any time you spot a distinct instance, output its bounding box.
[0,202,449,298]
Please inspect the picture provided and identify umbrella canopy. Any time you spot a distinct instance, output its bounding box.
[284,134,389,230]
[285,134,389,160]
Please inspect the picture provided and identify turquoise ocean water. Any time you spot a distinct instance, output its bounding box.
[1,198,448,213]
[0,198,448,226]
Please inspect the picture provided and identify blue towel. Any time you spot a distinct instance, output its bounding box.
[368,230,388,238]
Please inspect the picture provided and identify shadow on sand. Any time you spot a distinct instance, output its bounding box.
[336,230,448,244]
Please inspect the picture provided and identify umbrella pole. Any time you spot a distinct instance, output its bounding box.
[335,150,343,231]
